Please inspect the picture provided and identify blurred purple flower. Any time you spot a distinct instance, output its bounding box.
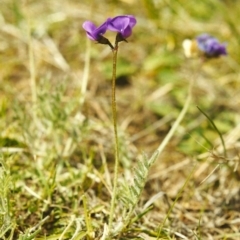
[82,15,137,48]
[82,18,114,48]
[196,34,227,58]
[108,15,137,39]
[82,19,109,41]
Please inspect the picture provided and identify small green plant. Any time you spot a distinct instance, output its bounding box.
[1,1,239,239]
[114,151,159,235]
[82,15,137,236]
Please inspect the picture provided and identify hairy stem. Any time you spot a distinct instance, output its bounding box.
[80,38,91,106]
[108,47,120,233]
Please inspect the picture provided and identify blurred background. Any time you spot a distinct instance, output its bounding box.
[1,0,239,158]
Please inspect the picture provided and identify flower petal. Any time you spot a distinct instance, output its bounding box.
[196,33,227,58]
[95,18,111,36]
[126,15,137,28]
[82,21,96,33]
[82,20,109,41]
[108,16,130,32]
[108,15,136,38]
[122,26,132,38]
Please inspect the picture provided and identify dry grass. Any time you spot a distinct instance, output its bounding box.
[1,0,240,239]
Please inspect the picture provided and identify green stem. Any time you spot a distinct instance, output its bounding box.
[197,106,227,157]
[80,38,91,106]
[155,76,194,156]
[154,60,203,158]
[108,47,120,233]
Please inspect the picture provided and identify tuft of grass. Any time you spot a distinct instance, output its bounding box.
[0,155,13,239]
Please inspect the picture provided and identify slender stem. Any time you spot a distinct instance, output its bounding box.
[197,106,227,157]
[80,38,91,106]
[108,47,120,233]
[154,60,203,158]
[155,77,193,156]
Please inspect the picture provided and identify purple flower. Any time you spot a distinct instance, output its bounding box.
[82,15,137,49]
[196,34,227,58]
[82,18,114,49]
[82,19,109,41]
[108,15,137,39]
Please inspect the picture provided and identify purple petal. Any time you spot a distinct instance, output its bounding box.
[108,15,136,38]
[95,18,111,36]
[82,19,109,41]
[126,15,137,28]
[82,21,98,40]
[85,33,96,41]
[122,26,132,38]
[196,33,227,57]
[82,21,97,32]
[108,16,130,32]
[196,33,214,43]
[207,41,227,56]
